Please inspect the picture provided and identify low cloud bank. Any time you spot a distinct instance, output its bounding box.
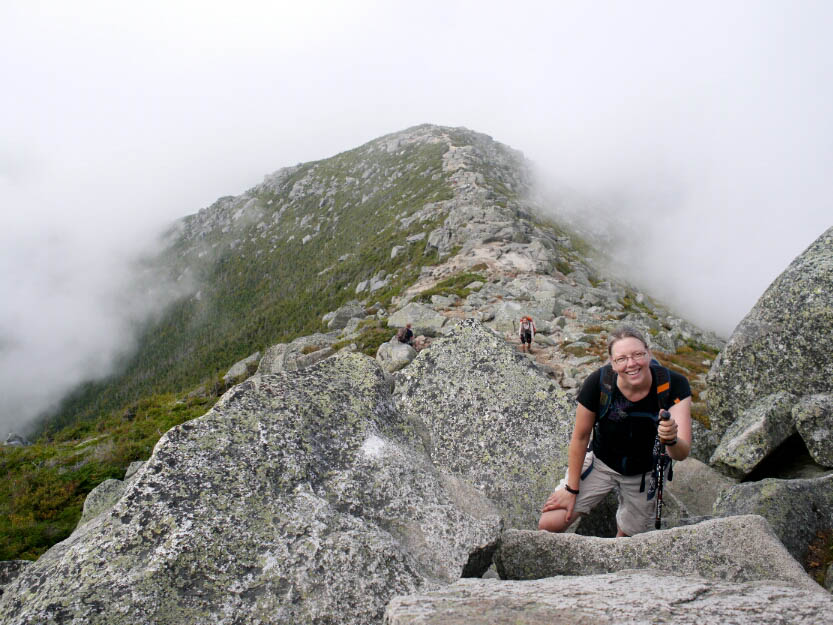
[0,176,195,437]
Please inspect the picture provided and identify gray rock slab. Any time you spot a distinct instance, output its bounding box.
[257,336,337,375]
[709,392,797,479]
[793,394,833,467]
[665,457,736,517]
[377,338,417,373]
[257,342,288,374]
[707,226,833,440]
[124,460,145,480]
[532,333,556,346]
[712,473,833,565]
[0,353,501,625]
[384,571,833,625]
[494,515,818,590]
[77,462,147,527]
[430,294,459,308]
[327,300,367,330]
[78,478,127,526]
[387,303,447,337]
[0,561,31,598]
[394,319,575,530]
[689,419,723,464]
[223,351,261,382]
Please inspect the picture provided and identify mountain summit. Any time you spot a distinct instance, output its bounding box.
[47,124,720,431]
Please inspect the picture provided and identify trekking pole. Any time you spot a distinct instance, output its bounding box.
[654,409,671,530]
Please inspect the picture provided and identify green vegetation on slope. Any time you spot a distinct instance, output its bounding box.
[38,138,454,435]
[1,393,217,561]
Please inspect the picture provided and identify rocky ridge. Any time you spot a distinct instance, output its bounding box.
[2,126,831,623]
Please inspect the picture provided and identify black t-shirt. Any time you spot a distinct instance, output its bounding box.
[577,365,691,475]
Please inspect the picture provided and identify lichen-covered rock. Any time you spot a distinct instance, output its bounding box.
[494,515,818,590]
[257,334,338,375]
[709,392,797,479]
[0,353,501,625]
[124,460,145,480]
[394,319,575,530]
[384,571,833,625]
[77,478,126,526]
[712,473,833,565]
[665,457,736,517]
[792,394,833,467]
[0,561,31,598]
[376,338,417,373]
[707,226,833,445]
[223,351,261,382]
[327,300,367,330]
[77,462,147,527]
[689,419,723,463]
[387,303,447,337]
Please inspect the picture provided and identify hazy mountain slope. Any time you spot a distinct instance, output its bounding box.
[4,124,729,564]
[39,125,536,431]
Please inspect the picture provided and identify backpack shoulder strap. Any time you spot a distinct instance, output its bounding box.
[598,364,616,418]
[650,360,672,411]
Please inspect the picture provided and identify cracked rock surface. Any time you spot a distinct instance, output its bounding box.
[0,353,501,625]
[384,570,833,625]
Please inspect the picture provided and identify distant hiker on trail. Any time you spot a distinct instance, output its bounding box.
[519,316,536,353]
[396,323,414,346]
[538,326,692,537]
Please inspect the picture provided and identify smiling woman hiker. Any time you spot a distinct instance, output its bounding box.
[539,326,692,537]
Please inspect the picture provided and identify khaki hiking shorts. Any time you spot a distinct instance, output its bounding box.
[556,451,658,536]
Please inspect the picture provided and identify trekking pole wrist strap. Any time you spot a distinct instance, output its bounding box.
[564,484,579,495]
[665,438,678,447]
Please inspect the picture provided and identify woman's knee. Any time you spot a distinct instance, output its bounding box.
[538,509,570,532]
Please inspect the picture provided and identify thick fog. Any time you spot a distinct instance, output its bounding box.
[2,1,832,435]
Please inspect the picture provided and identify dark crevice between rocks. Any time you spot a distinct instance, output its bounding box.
[461,540,499,578]
[743,433,831,482]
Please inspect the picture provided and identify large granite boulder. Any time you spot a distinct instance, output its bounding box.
[223,351,261,382]
[712,473,833,565]
[709,392,797,479]
[707,226,833,457]
[494,515,818,590]
[76,461,145,526]
[325,300,367,330]
[257,333,338,375]
[793,394,833,467]
[376,337,417,373]
[387,303,447,337]
[665,457,736,517]
[394,319,576,530]
[0,353,501,625]
[385,571,833,625]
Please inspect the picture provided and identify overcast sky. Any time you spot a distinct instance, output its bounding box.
[2,1,832,435]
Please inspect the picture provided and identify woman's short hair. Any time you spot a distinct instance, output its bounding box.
[607,326,649,355]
